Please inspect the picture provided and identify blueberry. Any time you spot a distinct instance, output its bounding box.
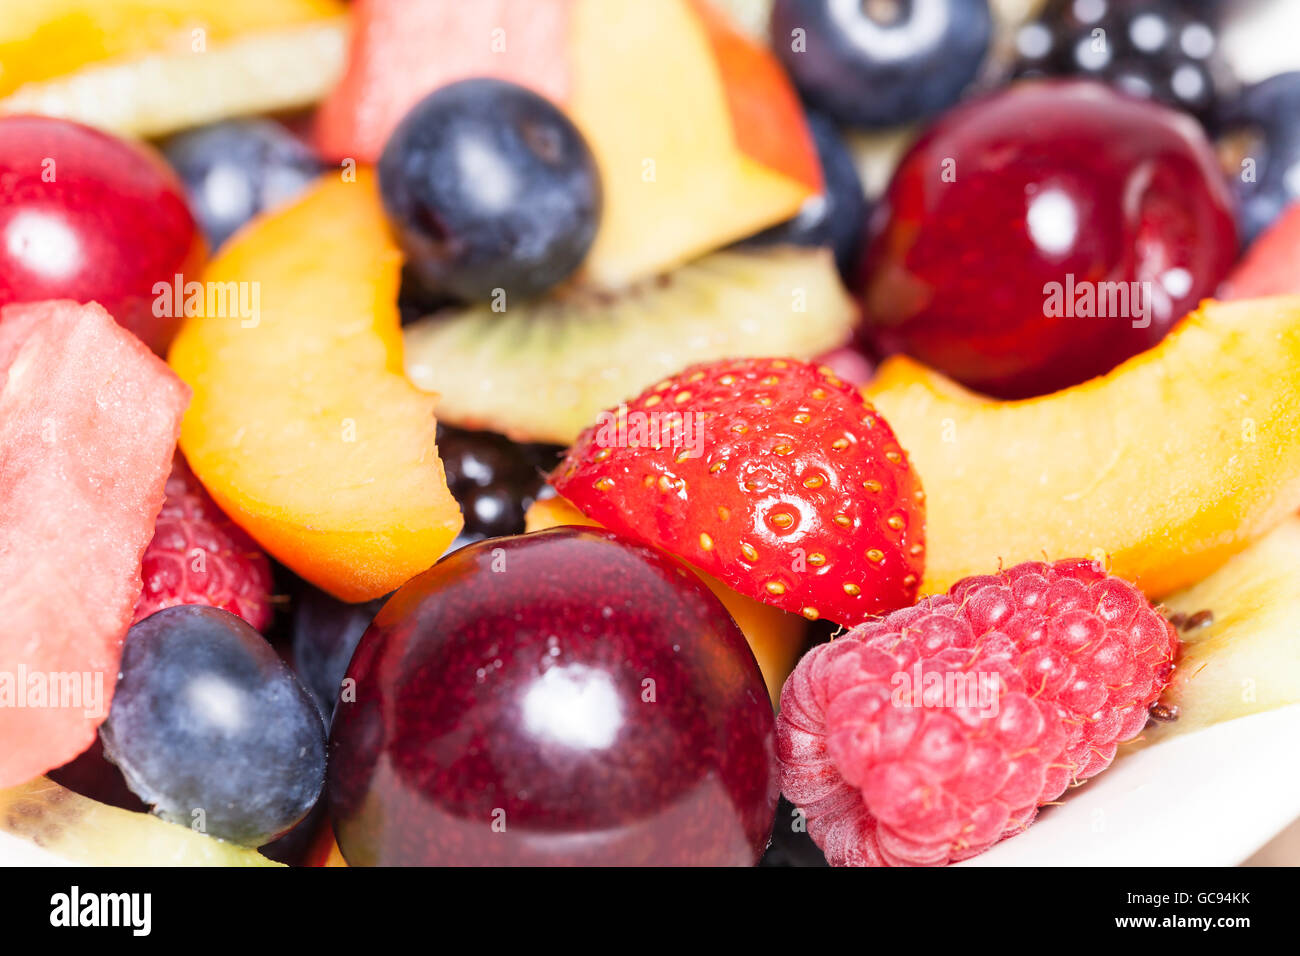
[162,119,322,249]
[770,0,993,128]
[1220,72,1300,245]
[100,606,326,846]
[379,78,602,303]
[740,113,867,277]
[291,586,385,722]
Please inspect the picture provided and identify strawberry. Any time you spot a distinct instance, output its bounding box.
[551,357,925,626]
[133,454,275,631]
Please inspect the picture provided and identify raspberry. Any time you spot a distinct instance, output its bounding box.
[133,455,274,631]
[776,559,1177,866]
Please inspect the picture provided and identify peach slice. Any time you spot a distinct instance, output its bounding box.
[0,0,346,138]
[525,496,807,707]
[863,296,1300,599]
[315,0,820,288]
[168,171,462,602]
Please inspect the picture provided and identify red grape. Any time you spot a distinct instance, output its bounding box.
[858,80,1236,398]
[0,116,203,354]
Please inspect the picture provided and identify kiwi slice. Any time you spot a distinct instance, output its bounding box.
[403,246,857,445]
[0,777,281,866]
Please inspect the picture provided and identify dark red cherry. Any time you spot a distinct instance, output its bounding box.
[858,79,1236,398]
[327,527,778,866]
[0,116,204,354]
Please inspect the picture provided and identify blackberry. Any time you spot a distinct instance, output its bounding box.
[1013,0,1234,127]
[438,424,563,543]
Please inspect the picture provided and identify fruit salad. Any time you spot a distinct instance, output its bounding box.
[5,0,1300,872]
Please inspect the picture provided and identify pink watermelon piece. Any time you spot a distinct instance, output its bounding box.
[1221,203,1300,299]
[0,300,189,788]
[314,0,573,163]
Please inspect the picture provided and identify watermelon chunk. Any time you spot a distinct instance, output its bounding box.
[315,0,572,163]
[0,300,189,788]
[1221,203,1300,299]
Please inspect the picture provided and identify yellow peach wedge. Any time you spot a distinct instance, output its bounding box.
[863,296,1300,599]
[168,171,462,602]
